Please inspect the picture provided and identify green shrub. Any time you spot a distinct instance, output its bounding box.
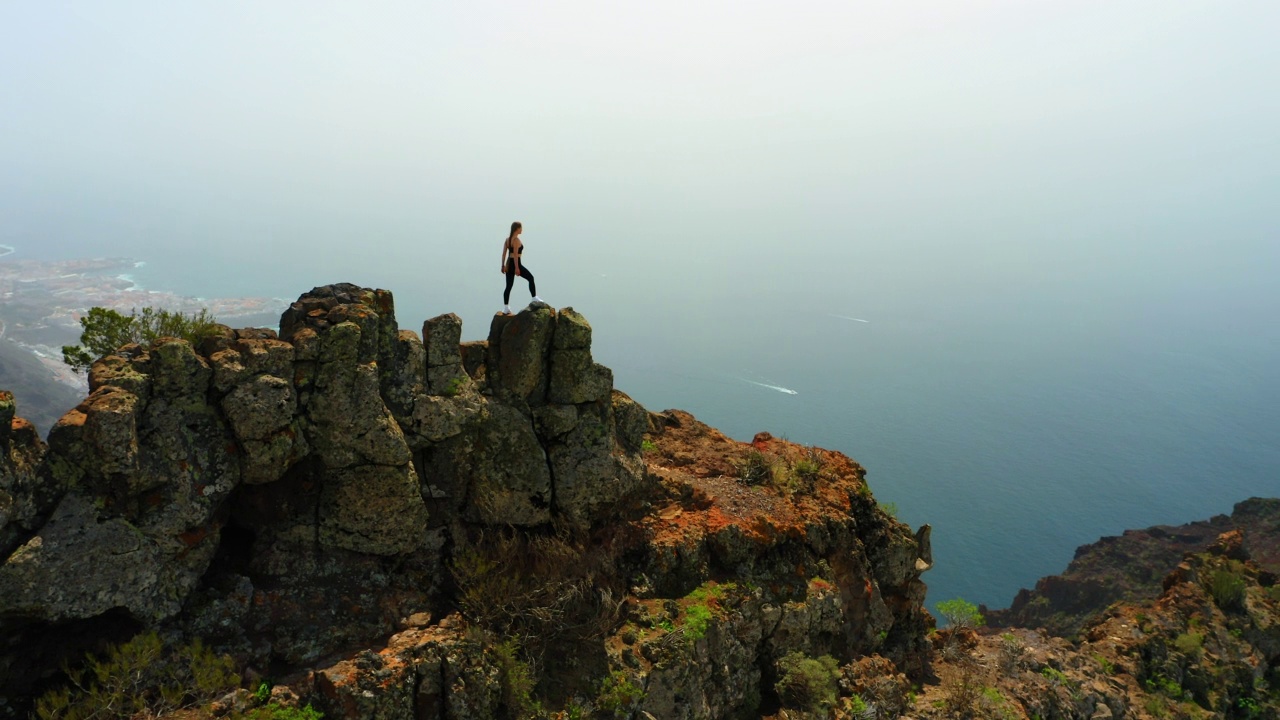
[1174,632,1204,657]
[998,633,1024,673]
[846,693,872,718]
[640,439,657,452]
[793,457,821,483]
[936,598,985,629]
[1208,567,1247,610]
[596,670,644,717]
[62,306,220,373]
[492,639,541,719]
[736,449,774,485]
[775,652,839,714]
[1144,674,1184,699]
[879,502,899,519]
[34,631,239,720]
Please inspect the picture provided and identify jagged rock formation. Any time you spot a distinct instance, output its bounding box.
[986,499,1280,639]
[0,284,934,718]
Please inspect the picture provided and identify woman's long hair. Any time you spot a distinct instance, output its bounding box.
[506,221,522,247]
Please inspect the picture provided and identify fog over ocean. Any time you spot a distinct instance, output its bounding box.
[3,1,1278,609]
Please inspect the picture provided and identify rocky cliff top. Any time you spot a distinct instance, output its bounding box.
[0,283,933,719]
[9,282,1274,719]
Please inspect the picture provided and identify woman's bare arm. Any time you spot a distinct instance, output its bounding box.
[500,241,509,273]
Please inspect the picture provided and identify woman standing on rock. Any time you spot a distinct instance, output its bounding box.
[500,221,543,314]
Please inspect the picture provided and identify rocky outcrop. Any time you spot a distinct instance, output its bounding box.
[0,390,48,558]
[0,283,934,718]
[985,498,1280,638]
[911,529,1280,719]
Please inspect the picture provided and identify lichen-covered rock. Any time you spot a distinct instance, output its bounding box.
[87,350,151,404]
[546,308,612,405]
[47,386,142,493]
[221,374,308,484]
[459,340,487,382]
[421,401,551,526]
[312,626,504,720]
[319,464,429,555]
[423,314,463,368]
[208,336,295,394]
[548,349,613,404]
[547,402,645,525]
[381,329,426,422]
[485,305,554,402]
[611,390,649,452]
[0,493,214,623]
[148,337,213,398]
[209,333,307,486]
[405,393,486,447]
[305,321,411,469]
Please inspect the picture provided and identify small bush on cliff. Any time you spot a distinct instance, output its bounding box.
[34,631,239,719]
[775,652,840,715]
[62,306,220,373]
[1208,565,1247,611]
[595,670,644,717]
[450,524,622,665]
[1174,631,1204,657]
[735,449,775,485]
[492,639,542,719]
[937,598,985,630]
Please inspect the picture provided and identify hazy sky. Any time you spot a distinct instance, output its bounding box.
[3,2,1276,274]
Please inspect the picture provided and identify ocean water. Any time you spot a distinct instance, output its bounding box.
[24,206,1278,614]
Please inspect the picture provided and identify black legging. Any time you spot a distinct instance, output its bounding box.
[504,259,536,304]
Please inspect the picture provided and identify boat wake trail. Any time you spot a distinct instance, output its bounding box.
[738,378,799,395]
[829,314,869,323]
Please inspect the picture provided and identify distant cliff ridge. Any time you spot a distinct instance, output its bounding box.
[984,498,1280,638]
[0,283,934,718]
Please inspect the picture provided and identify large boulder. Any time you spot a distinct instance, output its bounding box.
[547,308,613,405]
[210,334,308,485]
[546,402,646,526]
[420,400,552,527]
[485,305,555,403]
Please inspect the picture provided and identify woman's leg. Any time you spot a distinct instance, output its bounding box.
[503,263,516,305]
[519,265,536,297]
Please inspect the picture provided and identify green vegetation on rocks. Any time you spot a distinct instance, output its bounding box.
[61,306,220,373]
[34,631,239,720]
[937,597,985,629]
[775,651,840,715]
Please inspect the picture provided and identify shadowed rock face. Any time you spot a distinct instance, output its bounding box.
[0,284,934,718]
